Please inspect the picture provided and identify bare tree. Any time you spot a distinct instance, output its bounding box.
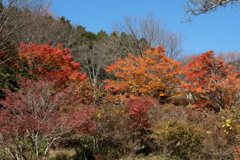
[12,14,84,51]
[73,31,148,91]
[0,0,52,64]
[111,12,186,59]
[1,0,51,13]
[183,0,239,21]
[217,51,240,72]
[75,41,113,89]
[107,31,149,58]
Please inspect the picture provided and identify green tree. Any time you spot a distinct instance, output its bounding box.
[97,30,108,41]
[0,62,33,99]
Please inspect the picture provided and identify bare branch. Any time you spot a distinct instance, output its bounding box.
[112,12,186,59]
[0,0,52,64]
[183,0,239,21]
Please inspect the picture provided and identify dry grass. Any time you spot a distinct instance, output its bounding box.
[120,154,173,160]
[47,148,76,159]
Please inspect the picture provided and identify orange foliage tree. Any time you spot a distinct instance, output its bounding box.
[18,43,86,84]
[17,43,92,103]
[105,46,182,103]
[181,51,240,111]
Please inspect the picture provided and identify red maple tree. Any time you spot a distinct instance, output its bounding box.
[125,97,155,131]
[17,43,93,103]
[181,51,240,111]
[18,43,86,85]
[0,79,96,160]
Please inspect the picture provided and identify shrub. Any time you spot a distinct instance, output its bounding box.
[199,107,240,159]
[50,153,69,160]
[171,96,191,107]
[93,97,155,158]
[151,120,205,159]
[125,97,155,131]
[148,103,240,159]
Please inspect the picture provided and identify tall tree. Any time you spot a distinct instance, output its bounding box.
[72,30,113,90]
[13,14,84,51]
[107,31,150,58]
[17,43,86,85]
[0,79,96,160]
[105,46,182,103]
[0,0,52,64]
[217,51,240,73]
[181,50,240,111]
[17,43,93,103]
[72,29,149,92]
[111,12,185,59]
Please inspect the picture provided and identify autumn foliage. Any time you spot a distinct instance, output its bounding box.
[125,97,155,130]
[105,46,182,103]
[17,43,93,103]
[181,51,240,110]
[18,43,86,85]
[1,40,240,159]
[0,79,96,159]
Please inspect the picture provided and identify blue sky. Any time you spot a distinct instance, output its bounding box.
[51,0,240,55]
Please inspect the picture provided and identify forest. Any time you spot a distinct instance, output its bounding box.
[0,0,240,160]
